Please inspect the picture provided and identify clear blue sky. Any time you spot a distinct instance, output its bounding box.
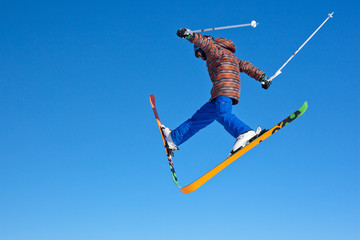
[1,0,359,239]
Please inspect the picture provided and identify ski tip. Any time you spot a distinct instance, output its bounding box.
[150,94,155,103]
[303,101,308,109]
[303,101,308,108]
[298,101,308,117]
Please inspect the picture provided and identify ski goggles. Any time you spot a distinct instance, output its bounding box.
[194,45,206,59]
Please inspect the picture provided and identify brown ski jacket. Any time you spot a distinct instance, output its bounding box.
[189,33,265,105]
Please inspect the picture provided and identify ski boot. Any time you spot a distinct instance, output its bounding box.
[229,126,262,156]
[161,125,179,156]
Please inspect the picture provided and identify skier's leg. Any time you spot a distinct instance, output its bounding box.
[214,96,262,154]
[215,96,252,137]
[170,101,217,146]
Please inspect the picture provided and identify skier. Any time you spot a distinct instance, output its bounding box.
[162,28,271,155]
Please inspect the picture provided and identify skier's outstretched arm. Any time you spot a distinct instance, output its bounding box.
[238,59,271,89]
[177,28,220,58]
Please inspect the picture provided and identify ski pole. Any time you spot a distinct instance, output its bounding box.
[192,20,258,33]
[267,12,334,82]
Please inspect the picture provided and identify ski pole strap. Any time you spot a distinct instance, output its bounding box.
[267,70,282,82]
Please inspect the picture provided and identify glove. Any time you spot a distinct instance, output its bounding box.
[259,75,272,90]
[177,28,193,39]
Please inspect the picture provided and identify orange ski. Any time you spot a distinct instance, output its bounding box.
[180,101,308,193]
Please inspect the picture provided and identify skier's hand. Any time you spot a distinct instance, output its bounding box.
[259,75,272,89]
[177,28,193,39]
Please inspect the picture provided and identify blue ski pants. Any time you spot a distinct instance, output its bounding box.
[170,96,252,146]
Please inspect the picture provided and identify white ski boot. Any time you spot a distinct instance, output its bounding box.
[230,126,262,156]
[161,125,179,152]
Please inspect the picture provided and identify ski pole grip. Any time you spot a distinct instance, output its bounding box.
[267,70,282,82]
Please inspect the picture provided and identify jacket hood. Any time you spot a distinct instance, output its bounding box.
[214,37,236,53]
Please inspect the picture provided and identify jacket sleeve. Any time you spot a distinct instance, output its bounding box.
[188,33,220,59]
[238,59,265,80]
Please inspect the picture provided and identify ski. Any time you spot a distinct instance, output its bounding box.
[180,101,308,193]
[150,95,181,187]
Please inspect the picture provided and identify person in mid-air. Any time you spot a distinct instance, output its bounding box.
[161,28,271,156]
